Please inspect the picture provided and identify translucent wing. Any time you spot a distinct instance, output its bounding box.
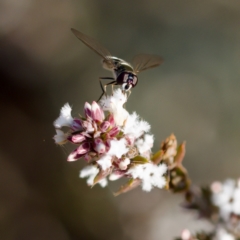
[133,54,163,73]
[71,28,114,68]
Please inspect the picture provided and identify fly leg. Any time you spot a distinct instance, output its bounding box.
[121,89,131,100]
[127,90,131,100]
[97,77,116,102]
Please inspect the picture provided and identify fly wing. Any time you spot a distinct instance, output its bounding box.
[133,54,163,73]
[71,28,114,68]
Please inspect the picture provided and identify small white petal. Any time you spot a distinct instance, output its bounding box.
[123,112,151,139]
[53,129,67,144]
[54,103,73,128]
[97,155,112,170]
[100,89,129,126]
[136,134,154,155]
[108,138,129,158]
[80,165,98,186]
[119,158,130,170]
[98,178,108,187]
[232,188,240,214]
[109,173,123,181]
[80,165,108,188]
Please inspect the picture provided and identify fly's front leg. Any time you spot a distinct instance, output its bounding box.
[121,90,130,100]
[97,77,116,102]
[127,90,131,100]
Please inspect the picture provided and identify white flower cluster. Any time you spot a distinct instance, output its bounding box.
[211,179,240,222]
[78,89,166,191]
[127,163,167,192]
[53,89,167,193]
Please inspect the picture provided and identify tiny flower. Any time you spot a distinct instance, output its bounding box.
[128,163,167,192]
[67,149,84,162]
[82,120,95,133]
[54,103,73,128]
[108,138,129,158]
[123,112,150,139]
[108,114,115,126]
[77,142,91,155]
[109,172,124,181]
[119,158,130,170]
[53,129,68,144]
[100,121,111,132]
[211,179,240,221]
[71,118,83,131]
[135,134,154,156]
[214,228,235,240]
[100,89,129,126]
[108,126,120,138]
[93,138,106,154]
[84,102,92,119]
[80,165,108,187]
[181,229,191,240]
[97,154,112,171]
[91,101,104,122]
[68,134,85,143]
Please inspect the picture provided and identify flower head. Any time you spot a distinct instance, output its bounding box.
[127,163,167,192]
[53,90,181,195]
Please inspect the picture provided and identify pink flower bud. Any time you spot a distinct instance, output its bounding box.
[68,134,85,143]
[125,135,135,146]
[93,138,106,154]
[100,121,110,132]
[82,121,94,133]
[92,121,98,131]
[108,126,120,138]
[71,118,83,131]
[81,132,92,138]
[67,149,83,162]
[77,142,91,155]
[91,101,104,122]
[105,139,111,152]
[83,153,92,162]
[108,114,115,126]
[84,102,92,118]
[119,158,130,170]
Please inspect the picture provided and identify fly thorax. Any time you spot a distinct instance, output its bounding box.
[102,58,114,70]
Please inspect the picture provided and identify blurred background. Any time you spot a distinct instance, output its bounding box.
[1,0,240,239]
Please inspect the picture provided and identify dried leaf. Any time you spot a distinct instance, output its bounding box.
[93,167,112,186]
[113,178,141,196]
[174,141,186,165]
[151,150,164,164]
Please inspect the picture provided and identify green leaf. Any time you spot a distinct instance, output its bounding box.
[131,156,149,164]
[151,150,164,164]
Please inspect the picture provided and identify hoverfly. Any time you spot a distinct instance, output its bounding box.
[71,28,163,101]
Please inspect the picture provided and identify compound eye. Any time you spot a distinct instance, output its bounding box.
[133,76,138,86]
